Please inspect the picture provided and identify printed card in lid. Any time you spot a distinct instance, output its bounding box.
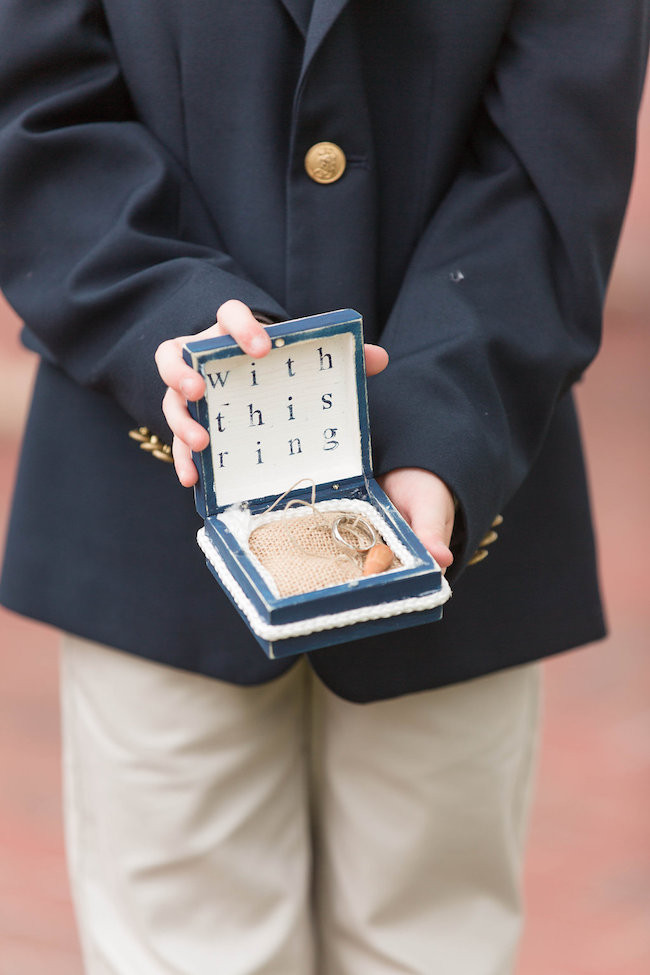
[183,309,450,658]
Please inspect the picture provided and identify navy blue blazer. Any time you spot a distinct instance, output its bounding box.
[0,0,648,700]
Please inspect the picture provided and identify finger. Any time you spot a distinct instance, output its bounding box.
[155,337,206,400]
[409,487,455,571]
[216,299,272,357]
[364,343,389,376]
[156,319,233,397]
[379,468,455,572]
[409,515,454,571]
[409,489,455,570]
[172,435,199,488]
[162,387,210,451]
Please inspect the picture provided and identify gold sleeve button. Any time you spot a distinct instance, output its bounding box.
[468,548,488,566]
[305,142,346,184]
[128,426,151,443]
[129,427,174,464]
[479,530,498,547]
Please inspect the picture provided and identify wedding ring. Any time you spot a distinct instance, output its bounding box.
[331,514,377,552]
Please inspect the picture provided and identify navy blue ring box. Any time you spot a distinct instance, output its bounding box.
[183,309,450,658]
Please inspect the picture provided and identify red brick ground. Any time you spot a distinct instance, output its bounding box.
[518,313,650,975]
[1,84,649,975]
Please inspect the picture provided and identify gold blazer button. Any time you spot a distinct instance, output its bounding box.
[305,142,346,184]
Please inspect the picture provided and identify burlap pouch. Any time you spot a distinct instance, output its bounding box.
[248,508,402,598]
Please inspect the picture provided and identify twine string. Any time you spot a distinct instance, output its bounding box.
[259,478,363,568]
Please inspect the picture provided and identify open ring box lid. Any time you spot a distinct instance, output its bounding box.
[183,309,451,658]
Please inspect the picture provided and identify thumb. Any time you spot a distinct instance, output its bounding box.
[410,510,454,571]
[378,467,456,572]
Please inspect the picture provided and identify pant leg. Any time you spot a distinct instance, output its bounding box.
[310,663,541,975]
[60,633,315,975]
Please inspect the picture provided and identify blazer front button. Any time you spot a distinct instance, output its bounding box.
[305,142,346,184]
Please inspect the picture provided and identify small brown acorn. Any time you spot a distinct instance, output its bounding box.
[362,542,393,576]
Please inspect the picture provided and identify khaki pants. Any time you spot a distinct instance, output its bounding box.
[60,633,540,975]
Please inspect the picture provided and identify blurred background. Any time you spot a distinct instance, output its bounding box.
[1,82,648,975]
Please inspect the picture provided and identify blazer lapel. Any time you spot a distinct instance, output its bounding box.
[279,0,312,37]
[301,0,351,79]
[278,0,352,77]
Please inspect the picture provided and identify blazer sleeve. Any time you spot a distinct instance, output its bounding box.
[0,0,287,440]
[367,0,649,572]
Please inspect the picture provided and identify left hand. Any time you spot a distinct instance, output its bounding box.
[378,468,455,571]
